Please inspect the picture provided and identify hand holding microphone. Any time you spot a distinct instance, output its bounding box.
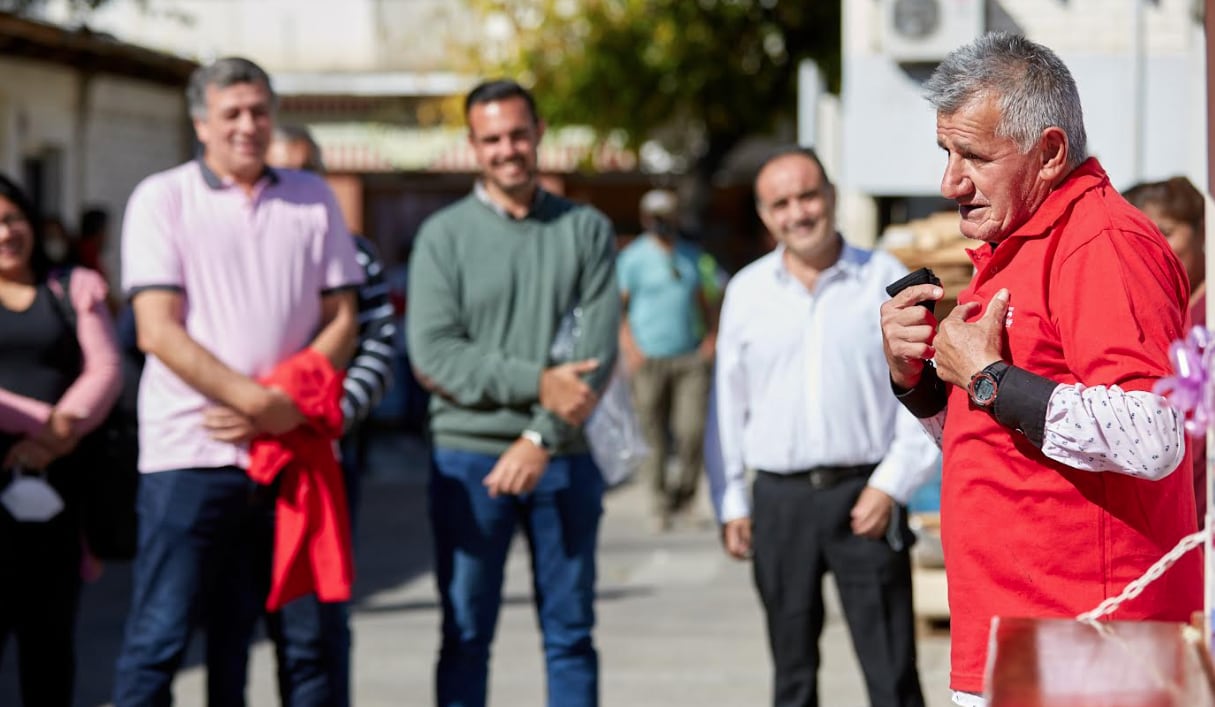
[880,267,944,390]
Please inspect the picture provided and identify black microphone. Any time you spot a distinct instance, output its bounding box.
[885,267,943,315]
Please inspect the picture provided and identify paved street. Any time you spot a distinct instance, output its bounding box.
[0,432,952,706]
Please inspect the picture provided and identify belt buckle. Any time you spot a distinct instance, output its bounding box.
[808,470,828,489]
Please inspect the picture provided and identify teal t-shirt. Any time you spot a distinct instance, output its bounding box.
[617,235,703,357]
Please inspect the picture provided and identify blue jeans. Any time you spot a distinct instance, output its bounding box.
[264,439,360,707]
[266,595,351,707]
[430,447,604,707]
[112,467,274,707]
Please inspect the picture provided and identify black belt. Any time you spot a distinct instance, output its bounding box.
[757,463,877,490]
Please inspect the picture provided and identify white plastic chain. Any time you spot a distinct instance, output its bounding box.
[1076,528,1208,623]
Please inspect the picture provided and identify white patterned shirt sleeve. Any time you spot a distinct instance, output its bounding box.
[1041,383,1185,480]
[917,410,946,447]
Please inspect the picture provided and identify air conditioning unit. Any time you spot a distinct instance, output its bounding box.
[881,0,986,63]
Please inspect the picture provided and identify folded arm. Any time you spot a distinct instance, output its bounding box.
[525,215,620,449]
[133,289,300,435]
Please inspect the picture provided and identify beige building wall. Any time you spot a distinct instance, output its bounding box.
[0,56,191,284]
[85,75,192,279]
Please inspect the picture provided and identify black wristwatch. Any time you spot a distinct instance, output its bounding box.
[968,360,1010,409]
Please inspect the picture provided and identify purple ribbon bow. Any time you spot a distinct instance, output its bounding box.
[1155,326,1215,437]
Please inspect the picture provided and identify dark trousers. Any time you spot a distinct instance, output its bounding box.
[112,467,274,707]
[429,447,604,707]
[267,596,351,707]
[751,470,924,707]
[0,496,82,707]
[265,435,362,707]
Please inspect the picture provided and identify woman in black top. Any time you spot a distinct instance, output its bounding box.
[0,174,121,706]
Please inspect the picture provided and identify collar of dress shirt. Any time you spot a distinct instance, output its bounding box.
[473,180,547,220]
[770,235,866,286]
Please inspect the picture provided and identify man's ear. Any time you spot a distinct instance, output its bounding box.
[1038,126,1070,183]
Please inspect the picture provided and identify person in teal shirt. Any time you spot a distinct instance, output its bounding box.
[618,189,719,529]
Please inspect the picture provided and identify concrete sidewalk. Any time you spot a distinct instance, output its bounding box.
[0,432,953,706]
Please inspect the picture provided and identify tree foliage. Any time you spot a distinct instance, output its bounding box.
[466,0,840,180]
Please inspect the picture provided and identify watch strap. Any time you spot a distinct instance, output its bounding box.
[891,364,948,419]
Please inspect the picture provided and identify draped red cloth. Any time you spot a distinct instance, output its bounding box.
[247,348,353,611]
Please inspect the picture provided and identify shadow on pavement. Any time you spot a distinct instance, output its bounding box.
[356,585,655,616]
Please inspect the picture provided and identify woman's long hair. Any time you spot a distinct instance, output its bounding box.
[0,173,48,282]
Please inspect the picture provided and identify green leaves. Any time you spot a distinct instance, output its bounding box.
[466,0,840,176]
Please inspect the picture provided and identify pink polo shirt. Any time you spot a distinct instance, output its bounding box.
[121,161,364,473]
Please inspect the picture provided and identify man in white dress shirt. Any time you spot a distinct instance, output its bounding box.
[707,148,937,707]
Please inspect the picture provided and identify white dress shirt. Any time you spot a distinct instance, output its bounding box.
[706,243,940,524]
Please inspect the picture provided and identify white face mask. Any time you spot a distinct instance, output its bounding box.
[1,472,64,522]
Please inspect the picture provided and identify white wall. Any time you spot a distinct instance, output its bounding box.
[840,0,1207,210]
[85,76,190,279]
[44,0,473,73]
[0,57,190,284]
[0,59,82,220]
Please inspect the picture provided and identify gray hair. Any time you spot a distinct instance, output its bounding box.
[187,57,276,120]
[924,33,1087,168]
[273,124,326,174]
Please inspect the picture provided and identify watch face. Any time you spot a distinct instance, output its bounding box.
[971,375,996,405]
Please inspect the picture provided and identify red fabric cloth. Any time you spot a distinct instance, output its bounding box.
[247,348,353,611]
[941,159,1202,692]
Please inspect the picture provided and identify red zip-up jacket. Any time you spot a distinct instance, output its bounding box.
[248,348,354,611]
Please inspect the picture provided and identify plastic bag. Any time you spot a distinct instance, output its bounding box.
[551,305,649,486]
[585,369,649,487]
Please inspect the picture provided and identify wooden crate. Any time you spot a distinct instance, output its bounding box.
[986,617,1215,706]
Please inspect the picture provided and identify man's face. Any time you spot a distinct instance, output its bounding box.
[755,154,837,262]
[467,96,543,196]
[193,81,274,182]
[936,96,1051,243]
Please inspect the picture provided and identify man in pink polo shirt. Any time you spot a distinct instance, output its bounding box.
[113,57,363,706]
[880,34,1200,707]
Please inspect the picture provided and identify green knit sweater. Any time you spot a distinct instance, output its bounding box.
[406,191,619,456]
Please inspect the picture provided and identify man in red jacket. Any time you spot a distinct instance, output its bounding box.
[880,33,1201,707]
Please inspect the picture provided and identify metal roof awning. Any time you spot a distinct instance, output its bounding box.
[274,71,473,98]
[0,11,196,86]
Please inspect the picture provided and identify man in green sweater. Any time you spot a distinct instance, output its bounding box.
[406,79,618,707]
